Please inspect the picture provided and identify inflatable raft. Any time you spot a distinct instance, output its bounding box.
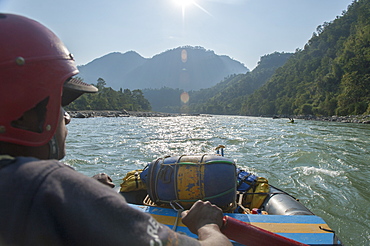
[119,150,342,245]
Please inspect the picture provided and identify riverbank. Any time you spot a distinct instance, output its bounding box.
[67,110,200,118]
[67,110,370,124]
[296,114,370,124]
[271,114,370,124]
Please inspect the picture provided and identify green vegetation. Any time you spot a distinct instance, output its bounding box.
[65,78,151,111]
[187,52,292,115]
[143,87,185,113]
[241,0,370,116]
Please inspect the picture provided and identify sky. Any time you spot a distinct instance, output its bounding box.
[1,0,354,70]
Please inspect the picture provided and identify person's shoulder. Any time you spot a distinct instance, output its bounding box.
[6,156,73,181]
[14,156,70,170]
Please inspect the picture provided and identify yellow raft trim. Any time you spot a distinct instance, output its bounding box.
[151,214,332,234]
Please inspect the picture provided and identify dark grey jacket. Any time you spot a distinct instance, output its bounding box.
[0,156,199,246]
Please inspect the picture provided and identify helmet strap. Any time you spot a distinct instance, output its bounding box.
[48,136,59,159]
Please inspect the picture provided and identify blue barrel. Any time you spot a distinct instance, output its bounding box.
[141,155,237,210]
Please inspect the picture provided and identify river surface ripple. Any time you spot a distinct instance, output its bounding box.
[64,115,370,245]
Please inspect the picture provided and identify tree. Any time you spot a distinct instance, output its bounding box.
[65,78,152,111]
[96,78,107,90]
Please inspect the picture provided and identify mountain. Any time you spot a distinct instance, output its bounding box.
[77,51,147,88]
[142,52,292,114]
[77,46,249,91]
[241,0,370,117]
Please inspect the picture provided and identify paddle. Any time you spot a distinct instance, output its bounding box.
[221,215,309,246]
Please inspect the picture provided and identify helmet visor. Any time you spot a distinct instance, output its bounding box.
[62,77,98,106]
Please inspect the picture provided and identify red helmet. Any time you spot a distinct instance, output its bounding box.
[0,13,96,147]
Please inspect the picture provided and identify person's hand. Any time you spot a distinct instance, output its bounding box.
[181,200,224,235]
[92,173,115,188]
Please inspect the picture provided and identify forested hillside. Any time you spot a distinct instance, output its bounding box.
[142,87,184,113]
[143,52,291,113]
[241,0,370,116]
[187,52,292,115]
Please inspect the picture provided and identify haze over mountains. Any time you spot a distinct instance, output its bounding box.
[77,46,249,91]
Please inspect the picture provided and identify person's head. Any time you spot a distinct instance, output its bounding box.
[0,13,97,160]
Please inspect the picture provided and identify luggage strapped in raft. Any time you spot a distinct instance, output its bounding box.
[119,146,342,245]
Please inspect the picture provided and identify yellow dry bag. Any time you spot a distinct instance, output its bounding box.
[120,169,147,192]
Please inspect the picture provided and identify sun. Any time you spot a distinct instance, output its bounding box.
[172,0,211,20]
[173,0,196,19]
[173,0,195,8]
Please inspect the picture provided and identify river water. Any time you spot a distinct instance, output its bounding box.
[63,115,370,245]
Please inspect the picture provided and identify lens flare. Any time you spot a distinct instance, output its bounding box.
[181,49,188,63]
[180,92,190,104]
